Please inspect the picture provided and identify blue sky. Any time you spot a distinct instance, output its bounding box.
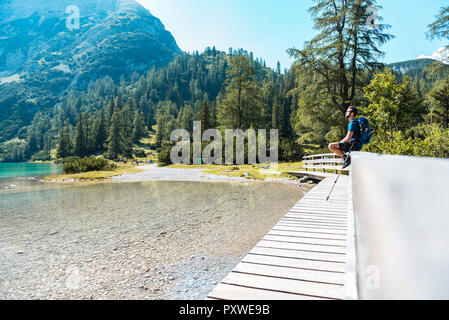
[137,0,448,70]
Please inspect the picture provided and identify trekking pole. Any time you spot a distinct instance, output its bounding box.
[326,141,355,202]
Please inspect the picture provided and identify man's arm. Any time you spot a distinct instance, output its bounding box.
[340,131,354,144]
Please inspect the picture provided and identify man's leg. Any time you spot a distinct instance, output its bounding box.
[328,142,346,158]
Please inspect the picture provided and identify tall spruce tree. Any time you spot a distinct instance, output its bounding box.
[107,111,128,159]
[198,100,212,131]
[74,113,87,157]
[427,6,449,40]
[288,0,393,132]
[106,95,115,126]
[217,55,265,129]
[56,120,73,159]
[131,111,146,143]
[95,109,108,152]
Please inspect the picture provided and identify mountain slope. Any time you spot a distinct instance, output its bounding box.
[0,0,181,142]
[389,57,449,97]
[389,58,437,75]
[0,0,181,86]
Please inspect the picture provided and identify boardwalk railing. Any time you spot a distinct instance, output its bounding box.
[303,154,349,174]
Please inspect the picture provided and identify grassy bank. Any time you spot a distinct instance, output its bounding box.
[42,163,145,182]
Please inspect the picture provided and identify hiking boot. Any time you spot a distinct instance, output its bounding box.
[342,156,351,169]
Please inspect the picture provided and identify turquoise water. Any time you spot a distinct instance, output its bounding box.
[0,163,62,179]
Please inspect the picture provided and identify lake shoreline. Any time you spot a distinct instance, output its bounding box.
[41,163,304,185]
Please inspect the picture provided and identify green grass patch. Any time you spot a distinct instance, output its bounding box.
[43,163,144,182]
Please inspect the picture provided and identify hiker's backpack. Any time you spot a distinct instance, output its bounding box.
[358,117,372,145]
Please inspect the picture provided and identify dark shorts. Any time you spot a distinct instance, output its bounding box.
[339,142,361,153]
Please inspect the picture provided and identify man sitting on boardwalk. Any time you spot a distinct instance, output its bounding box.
[328,106,362,169]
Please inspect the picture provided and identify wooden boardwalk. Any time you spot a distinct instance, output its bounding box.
[207,175,354,300]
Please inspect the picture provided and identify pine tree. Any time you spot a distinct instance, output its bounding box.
[106,95,115,126]
[122,99,137,142]
[57,120,73,159]
[272,95,280,130]
[132,111,146,143]
[95,109,108,152]
[74,113,87,157]
[107,111,128,159]
[24,129,39,158]
[217,55,265,129]
[427,6,449,40]
[198,100,211,131]
[288,0,393,132]
[116,92,123,112]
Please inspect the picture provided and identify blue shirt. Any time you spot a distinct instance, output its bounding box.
[348,120,361,146]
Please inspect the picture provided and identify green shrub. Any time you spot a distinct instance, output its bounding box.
[62,157,116,174]
[157,146,173,167]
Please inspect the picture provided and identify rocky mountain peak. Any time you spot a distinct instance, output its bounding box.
[0,0,181,86]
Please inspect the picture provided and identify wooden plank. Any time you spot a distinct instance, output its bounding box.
[292,201,348,207]
[282,212,347,219]
[292,205,348,212]
[207,283,325,300]
[275,222,347,231]
[256,240,346,255]
[285,214,347,222]
[294,202,348,208]
[289,210,348,216]
[280,219,347,228]
[268,230,347,241]
[243,254,345,272]
[280,218,347,228]
[288,208,348,213]
[221,272,344,300]
[263,235,346,247]
[271,226,347,236]
[277,220,347,228]
[301,196,348,202]
[287,213,347,220]
[286,213,347,220]
[282,215,347,222]
[302,194,348,199]
[250,247,346,263]
[275,225,347,233]
[233,262,345,285]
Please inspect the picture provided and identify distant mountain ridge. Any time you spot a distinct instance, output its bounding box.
[389,58,437,75]
[418,47,449,65]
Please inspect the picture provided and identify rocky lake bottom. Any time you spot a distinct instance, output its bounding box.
[0,179,310,299]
